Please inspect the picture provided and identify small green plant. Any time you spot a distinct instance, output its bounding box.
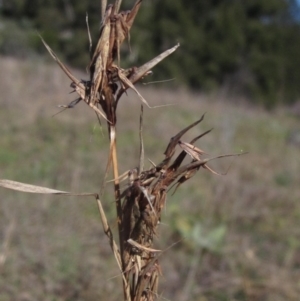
[0,1,243,300]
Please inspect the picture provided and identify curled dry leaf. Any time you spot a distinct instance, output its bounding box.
[164,113,206,159]
[127,239,161,253]
[89,5,112,103]
[169,129,213,171]
[178,140,206,161]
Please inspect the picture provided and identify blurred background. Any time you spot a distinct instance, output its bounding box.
[2,0,300,108]
[0,1,300,300]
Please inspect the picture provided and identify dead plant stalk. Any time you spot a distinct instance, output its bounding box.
[0,1,244,300]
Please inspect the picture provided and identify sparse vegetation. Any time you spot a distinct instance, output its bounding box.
[1,1,300,301]
[1,54,300,300]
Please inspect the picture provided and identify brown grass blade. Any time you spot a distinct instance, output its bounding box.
[114,0,122,14]
[90,4,112,67]
[190,129,213,144]
[169,129,213,171]
[115,14,130,65]
[95,195,121,267]
[106,125,126,278]
[70,84,110,122]
[138,186,156,214]
[107,169,130,183]
[90,103,111,123]
[116,43,177,100]
[203,157,237,176]
[176,152,247,176]
[139,105,144,174]
[135,258,159,301]
[39,36,80,86]
[40,36,110,122]
[89,4,113,67]
[117,70,154,108]
[127,239,161,253]
[95,195,131,301]
[178,140,206,161]
[101,0,107,20]
[126,0,143,30]
[164,114,206,158]
[169,169,198,195]
[129,43,180,84]
[99,137,114,197]
[90,14,111,102]
[0,179,95,196]
[118,69,173,109]
[203,164,225,175]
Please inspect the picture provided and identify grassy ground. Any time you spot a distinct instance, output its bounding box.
[0,55,300,301]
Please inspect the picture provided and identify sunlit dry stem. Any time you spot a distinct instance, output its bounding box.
[36,3,242,300]
[108,125,133,301]
[96,194,131,301]
[109,126,125,262]
[114,0,122,14]
[101,0,107,20]
[139,105,144,174]
[0,1,245,301]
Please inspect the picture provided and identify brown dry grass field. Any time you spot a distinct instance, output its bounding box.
[0,55,300,301]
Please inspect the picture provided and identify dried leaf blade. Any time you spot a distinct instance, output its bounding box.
[164,114,206,158]
[178,140,206,161]
[129,43,180,84]
[0,179,95,196]
[39,35,80,85]
[127,239,161,253]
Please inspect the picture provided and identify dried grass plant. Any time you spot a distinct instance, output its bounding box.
[0,1,243,300]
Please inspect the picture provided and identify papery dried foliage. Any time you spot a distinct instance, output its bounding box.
[40,0,178,125]
[0,1,244,300]
[118,114,244,300]
[0,180,96,196]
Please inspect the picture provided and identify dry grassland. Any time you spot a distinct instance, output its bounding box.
[0,55,300,301]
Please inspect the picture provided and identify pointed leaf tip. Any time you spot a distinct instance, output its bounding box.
[0,179,95,197]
